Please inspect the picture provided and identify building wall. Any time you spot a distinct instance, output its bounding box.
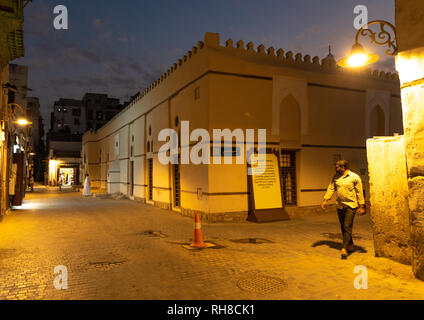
[0,0,25,68]
[8,64,27,112]
[50,140,81,152]
[82,33,402,220]
[0,1,25,213]
[0,65,9,215]
[27,97,41,148]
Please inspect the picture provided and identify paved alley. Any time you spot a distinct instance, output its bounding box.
[0,187,422,300]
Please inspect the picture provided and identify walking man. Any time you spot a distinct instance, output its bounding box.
[321,160,366,259]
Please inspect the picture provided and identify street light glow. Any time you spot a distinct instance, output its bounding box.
[347,53,368,67]
[15,118,32,126]
[338,43,380,68]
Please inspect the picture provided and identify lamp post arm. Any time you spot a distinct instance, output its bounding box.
[7,103,25,117]
[355,20,398,56]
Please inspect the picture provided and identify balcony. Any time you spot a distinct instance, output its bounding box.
[0,0,26,67]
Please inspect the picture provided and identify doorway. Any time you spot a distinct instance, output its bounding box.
[130,161,134,196]
[148,158,153,200]
[12,153,25,206]
[59,168,74,187]
[173,162,181,208]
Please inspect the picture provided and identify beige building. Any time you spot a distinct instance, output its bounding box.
[82,32,402,221]
[8,64,28,111]
[0,1,28,213]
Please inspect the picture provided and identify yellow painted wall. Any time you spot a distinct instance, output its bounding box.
[306,86,365,146]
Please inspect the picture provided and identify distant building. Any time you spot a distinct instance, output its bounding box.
[47,93,123,187]
[51,98,86,134]
[83,93,122,132]
[27,97,45,182]
[50,93,123,134]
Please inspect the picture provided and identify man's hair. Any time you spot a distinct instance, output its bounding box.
[336,160,349,169]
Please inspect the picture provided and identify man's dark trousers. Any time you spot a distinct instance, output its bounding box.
[337,205,356,249]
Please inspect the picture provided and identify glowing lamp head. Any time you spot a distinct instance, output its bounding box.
[337,43,380,68]
[15,118,32,126]
[347,53,368,67]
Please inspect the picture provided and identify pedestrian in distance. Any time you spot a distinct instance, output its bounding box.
[58,174,63,192]
[83,173,91,197]
[29,175,34,192]
[321,160,366,259]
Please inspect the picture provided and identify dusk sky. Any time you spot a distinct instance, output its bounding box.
[16,0,395,130]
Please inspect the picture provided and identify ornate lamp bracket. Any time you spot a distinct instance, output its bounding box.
[355,20,398,56]
[7,103,25,120]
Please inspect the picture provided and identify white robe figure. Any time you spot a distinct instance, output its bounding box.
[83,175,91,197]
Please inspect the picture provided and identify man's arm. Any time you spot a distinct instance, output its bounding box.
[321,179,335,210]
[354,176,366,214]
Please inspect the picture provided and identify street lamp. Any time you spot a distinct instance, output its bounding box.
[338,20,398,68]
[7,103,32,125]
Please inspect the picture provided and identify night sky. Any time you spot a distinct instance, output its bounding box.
[16,0,395,131]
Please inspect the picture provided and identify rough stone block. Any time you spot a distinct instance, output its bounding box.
[401,85,424,176]
[367,136,412,265]
[407,177,424,279]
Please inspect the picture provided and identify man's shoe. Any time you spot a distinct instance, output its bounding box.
[341,248,348,259]
[347,245,355,253]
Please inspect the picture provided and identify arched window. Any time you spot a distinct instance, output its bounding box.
[280,94,301,145]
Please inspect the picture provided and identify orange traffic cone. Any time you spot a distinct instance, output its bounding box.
[190,213,207,248]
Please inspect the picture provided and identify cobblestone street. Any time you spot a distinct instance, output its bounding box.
[0,186,423,300]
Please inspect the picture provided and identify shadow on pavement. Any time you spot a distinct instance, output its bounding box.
[311,240,367,254]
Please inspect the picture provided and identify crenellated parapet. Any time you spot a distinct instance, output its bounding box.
[127,39,206,109]
[126,32,399,109]
[216,32,398,81]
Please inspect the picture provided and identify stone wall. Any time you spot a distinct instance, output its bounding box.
[408,177,424,278]
[395,0,424,280]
